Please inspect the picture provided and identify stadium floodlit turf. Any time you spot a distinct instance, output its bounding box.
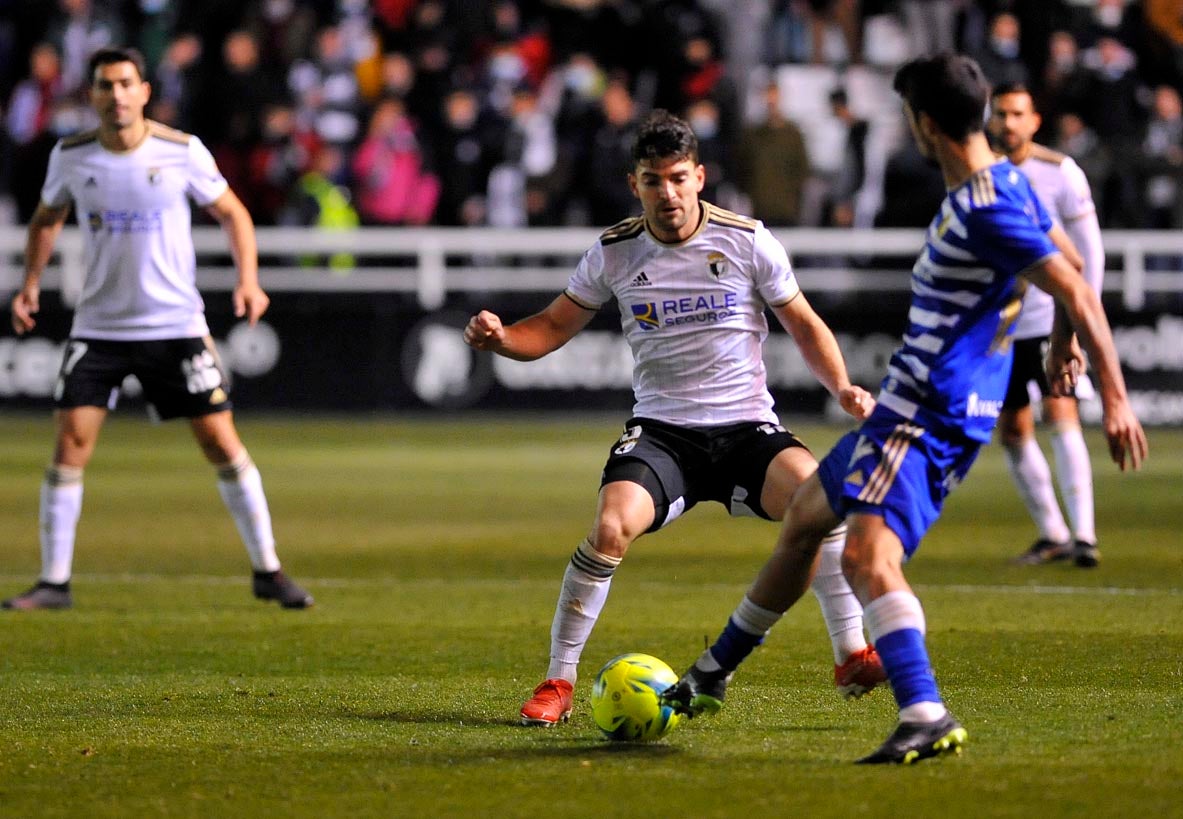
[0,414,1179,818]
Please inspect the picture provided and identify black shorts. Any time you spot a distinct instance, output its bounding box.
[601,417,809,532]
[1003,336,1051,410]
[54,336,232,420]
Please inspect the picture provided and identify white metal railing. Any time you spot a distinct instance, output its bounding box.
[1,226,1181,310]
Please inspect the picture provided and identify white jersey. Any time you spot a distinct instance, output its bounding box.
[1013,146,1101,339]
[565,202,801,426]
[41,121,230,340]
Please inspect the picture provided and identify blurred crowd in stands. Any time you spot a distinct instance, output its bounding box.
[3,0,1183,234]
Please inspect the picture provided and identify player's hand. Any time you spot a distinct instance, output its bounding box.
[464,310,505,351]
[838,385,875,421]
[233,284,270,325]
[1045,335,1085,397]
[11,285,40,335]
[1103,402,1148,472]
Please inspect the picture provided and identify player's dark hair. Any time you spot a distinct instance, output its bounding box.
[87,46,148,84]
[893,53,990,141]
[632,109,699,165]
[990,80,1037,106]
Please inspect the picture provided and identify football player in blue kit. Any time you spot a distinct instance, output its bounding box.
[662,53,1148,764]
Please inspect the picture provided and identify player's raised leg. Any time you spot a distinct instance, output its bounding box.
[2,406,105,611]
[663,472,843,715]
[191,410,313,609]
[520,479,652,726]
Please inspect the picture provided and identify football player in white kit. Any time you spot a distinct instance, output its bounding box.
[4,47,312,610]
[988,82,1105,568]
[464,110,882,726]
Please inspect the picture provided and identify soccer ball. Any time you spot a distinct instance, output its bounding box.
[590,653,683,742]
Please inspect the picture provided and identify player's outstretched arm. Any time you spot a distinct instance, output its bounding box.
[206,189,269,325]
[770,294,875,421]
[1025,254,1148,471]
[464,294,595,361]
[12,202,69,335]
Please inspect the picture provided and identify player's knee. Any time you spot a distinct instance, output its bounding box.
[999,427,1026,450]
[840,537,881,589]
[840,541,865,582]
[588,523,633,558]
[54,433,96,466]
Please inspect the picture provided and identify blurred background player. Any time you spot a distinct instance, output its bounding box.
[663,53,1147,764]
[465,110,881,727]
[3,47,313,611]
[989,81,1104,568]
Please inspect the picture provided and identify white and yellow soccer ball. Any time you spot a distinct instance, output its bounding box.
[590,653,683,742]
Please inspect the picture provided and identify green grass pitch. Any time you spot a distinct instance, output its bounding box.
[0,413,1179,817]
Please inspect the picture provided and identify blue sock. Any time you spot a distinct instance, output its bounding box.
[874,628,942,709]
[707,617,765,672]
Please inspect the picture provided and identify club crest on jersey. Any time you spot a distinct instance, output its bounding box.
[707,251,728,278]
[631,302,660,330]
[148,167,162,185]
[87,211,103,231]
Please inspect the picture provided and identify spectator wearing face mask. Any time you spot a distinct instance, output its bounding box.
[1036,30,1089,142]
[973,12,1030,87]
[684,97,733,207]
[1078,36,1147,226]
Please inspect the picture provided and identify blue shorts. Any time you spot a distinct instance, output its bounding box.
[816,409,981,557]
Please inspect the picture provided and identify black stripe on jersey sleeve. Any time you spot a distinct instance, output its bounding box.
[599,216,645,245]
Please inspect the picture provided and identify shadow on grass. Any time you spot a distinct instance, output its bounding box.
[346,708,515,728]
[340,707,684,757]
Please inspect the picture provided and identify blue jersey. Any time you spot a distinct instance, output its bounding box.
[877,160,1056,442]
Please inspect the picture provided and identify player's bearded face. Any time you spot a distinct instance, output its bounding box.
[90,62,150,130]
[630,157,706,242]
[988,93,1040,155]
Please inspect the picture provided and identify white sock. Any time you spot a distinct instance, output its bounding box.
[1004,437,1070,543]
[863,590,926,644]
[39,465,84,584]
[899,701,948,723]
[546,538,621,683]
[216,451,280,573]
[1050,423,1096,544]
[810,526,868,664]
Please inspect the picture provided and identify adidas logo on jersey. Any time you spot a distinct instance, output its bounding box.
[630,271,652,287]
[84,177,98,187]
